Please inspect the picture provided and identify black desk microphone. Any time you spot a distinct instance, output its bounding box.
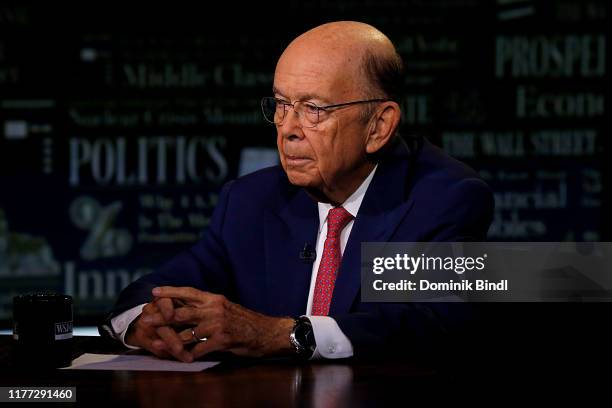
[299,243,316,263]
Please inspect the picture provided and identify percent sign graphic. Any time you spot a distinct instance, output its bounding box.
[69,196,133,261]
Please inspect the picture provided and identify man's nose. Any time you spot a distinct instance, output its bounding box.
[279,108,304,141]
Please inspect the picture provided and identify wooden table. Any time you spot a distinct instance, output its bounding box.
[0,336,448,407]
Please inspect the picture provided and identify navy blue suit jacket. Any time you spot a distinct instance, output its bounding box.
[109,137,494,359]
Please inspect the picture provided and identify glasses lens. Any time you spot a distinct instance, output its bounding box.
[300,102,319,128]
[261,97,283,124]
[261,98,320,128]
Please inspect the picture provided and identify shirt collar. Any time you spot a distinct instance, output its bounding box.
[317,165,378,225]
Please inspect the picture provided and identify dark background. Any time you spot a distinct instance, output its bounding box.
[0,1,608,327]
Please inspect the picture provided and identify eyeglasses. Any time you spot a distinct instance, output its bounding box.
[261,97,389,128]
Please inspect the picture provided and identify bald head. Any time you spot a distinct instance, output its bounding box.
[289,21,393,56]
[277,21,404,102]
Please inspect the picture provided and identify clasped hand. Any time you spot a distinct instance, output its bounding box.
[125,286,294,362]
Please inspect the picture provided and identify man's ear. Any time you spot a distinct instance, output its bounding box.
[365,101,401,154]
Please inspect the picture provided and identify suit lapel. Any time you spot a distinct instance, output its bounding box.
[329,140,418,315]
[264,187,318,317]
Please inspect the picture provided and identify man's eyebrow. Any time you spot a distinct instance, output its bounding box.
[297,93,333,105]
[272,86,332,104]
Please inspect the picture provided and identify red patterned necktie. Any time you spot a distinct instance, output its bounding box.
[311,206,354,316]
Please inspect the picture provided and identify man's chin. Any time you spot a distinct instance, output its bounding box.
[286,171,316,188]
[286,175,311,187]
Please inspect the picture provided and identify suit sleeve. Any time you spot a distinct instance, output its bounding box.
[108,181,236,316]
[332,178,495,361]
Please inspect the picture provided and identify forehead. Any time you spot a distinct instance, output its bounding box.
[273,43,363,102]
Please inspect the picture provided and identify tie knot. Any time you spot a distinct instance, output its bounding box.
[326,207,353,238]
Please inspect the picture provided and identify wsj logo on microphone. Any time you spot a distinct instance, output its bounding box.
[54,321,73,340]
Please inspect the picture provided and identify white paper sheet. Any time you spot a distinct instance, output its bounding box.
[63,353,219,372]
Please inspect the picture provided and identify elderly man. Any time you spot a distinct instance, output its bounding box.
[100,21,494,362]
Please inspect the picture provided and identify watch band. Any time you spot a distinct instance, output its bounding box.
[289,319,305,354]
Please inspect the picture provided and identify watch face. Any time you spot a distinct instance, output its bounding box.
[296,320,315,351]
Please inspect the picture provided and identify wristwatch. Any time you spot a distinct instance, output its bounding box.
[289,317,316,359]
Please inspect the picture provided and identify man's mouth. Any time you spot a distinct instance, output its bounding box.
[285,155,313,166]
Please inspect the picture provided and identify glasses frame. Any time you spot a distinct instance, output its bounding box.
[261,97,390,128]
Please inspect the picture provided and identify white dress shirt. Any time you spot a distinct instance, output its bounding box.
[305,166,377,359]
[111,165,378,358]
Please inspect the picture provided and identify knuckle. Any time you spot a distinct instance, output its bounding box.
[157,298,172,311]
[220,306,230,320]
[174,309,185,321]
[209,294,222,306]
[212,298,227,310]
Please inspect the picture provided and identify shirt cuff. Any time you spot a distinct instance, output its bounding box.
[111,304,146,350]
[305,315,354,359]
